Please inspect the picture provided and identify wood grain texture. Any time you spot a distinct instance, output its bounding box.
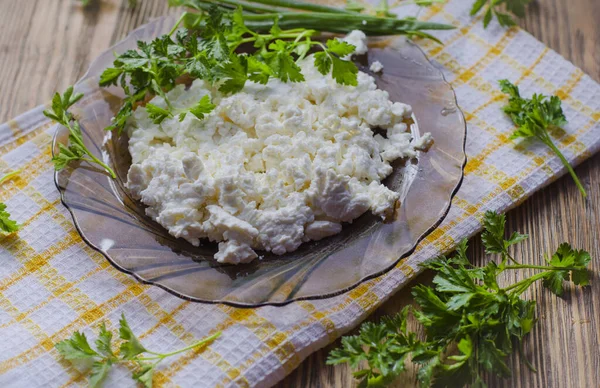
[0,0,597,387]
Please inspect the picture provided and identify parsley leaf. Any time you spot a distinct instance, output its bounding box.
[132,364,155,388]
[470,0,531,28]
[96,323,116,359]
[185,95,216,121]
[56,331,99,360]
[329,211,592,387]
[325,39,356,58]
[118,313,148,359]
[145,103,173,124]
[499,80,586,197]
[89,361,112,388]
[313,39,358,86]
[543,243,592,296]
[215,54,249,94]
[56,314,221,388]
[481,210,527,263]
[0,203,19,234]
[44,87,116,178]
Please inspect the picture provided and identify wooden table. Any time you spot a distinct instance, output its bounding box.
[0,1,597,387]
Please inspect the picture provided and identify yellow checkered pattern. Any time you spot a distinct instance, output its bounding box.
[1,0,599,386]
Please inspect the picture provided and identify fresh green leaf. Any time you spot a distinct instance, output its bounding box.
[470,0,487,15]
[326,39,356,58]
[330,56,358,86]
[481,210,509,254]
[543,243,592,296]
[89,360,112,388]
[146,103,173,124]
[314,52,332,75]
[481,210,527,263]
[96,323,116,359]
[187,95,216,121]
[119,314,148,359]
[470,0,530,29]
[267,51,305,83]
[55,331,99,360]
[99,67,124,87]
[215,55,248,94]
[133,364,154,388]
[483,7,493,28]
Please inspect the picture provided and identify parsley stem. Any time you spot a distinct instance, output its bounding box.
[502,272,548,295]
[504,264,580,271]
[541,135,587,197]
[141,331,222,360]
[66,121,116,178]
[505,253,519,265]
[0,170,20,185]
[169,12,189,36]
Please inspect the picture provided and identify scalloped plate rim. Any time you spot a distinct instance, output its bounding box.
[52,16,467,308]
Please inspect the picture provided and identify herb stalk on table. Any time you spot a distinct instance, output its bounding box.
[327,211,592,387]
[43,87,116,178]
[499,79,587,197]
[56,313,221,388]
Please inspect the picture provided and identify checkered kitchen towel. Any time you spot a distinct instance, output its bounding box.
[1,0,599,386]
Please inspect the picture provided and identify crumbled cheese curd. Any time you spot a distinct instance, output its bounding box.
[341,30,368,58]
[370,60,384,73]
[126,54,430,264]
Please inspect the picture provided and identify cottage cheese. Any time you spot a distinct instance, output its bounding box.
[125,54,430,264]
[370,60,384,73]
[341,30,368,58]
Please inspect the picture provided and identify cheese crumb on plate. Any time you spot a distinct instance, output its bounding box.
[370,60,384,73]
[125,53,431,264]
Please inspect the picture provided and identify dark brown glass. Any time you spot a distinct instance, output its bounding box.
[53,16,466,306]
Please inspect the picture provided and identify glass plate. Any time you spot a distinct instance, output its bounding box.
[53,16,466,307]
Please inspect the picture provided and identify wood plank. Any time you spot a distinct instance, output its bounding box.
[0,0,597,387]
[279,0,600,386]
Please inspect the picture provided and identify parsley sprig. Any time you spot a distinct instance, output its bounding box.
[44,87,116,178]
[327,211,592,387]
[100,7,360,132]
[100,4,453,133]
[0,170,21,234]
[56,314,221,388]
[499,79,587,197]
[470,0,530,28]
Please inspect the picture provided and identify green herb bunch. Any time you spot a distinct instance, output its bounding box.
[327,211,592,387]
[56,314,221,388]
[99,4,453,133]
